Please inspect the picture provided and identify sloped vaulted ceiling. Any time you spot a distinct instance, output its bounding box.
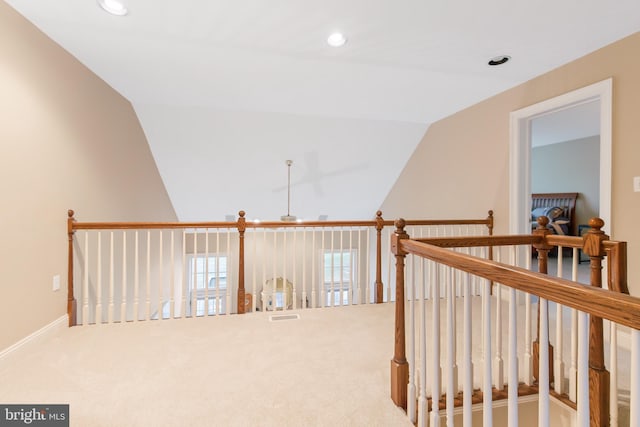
[4,0,640,220]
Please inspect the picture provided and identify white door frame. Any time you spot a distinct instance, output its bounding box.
[509,78,612,237]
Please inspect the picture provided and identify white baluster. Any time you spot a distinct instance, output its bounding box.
[181,229,187,318]
[538,298,550,427]
[610,321,618,427]
[425,229,432,300]
[262,229,267,311]
[339,230,344,306]
[226,227,231,313]
[96,232,102,324]
[204,229,209,316]
[191,231,198,317]
[322,229,328,308]
[365,228,370,304]
[430,264,441,427]
[133,231,139,322]
[446,266,457,426]
[570,248,579,401]
[272,230,277,310]
[83,232,89,326]
[463,272,473,426]
[329,230,334,307]
[495,281,504,390]
[145,230,150,320]
[483,274,493,427]
[387,228,392,302]
[293,229,297,310]
[348,229,353,305]
[407,254,416,424]
[252,230,258,312]
[312,230,317,308]
[524,246,533,386]
[121,232,127,323]
[159,230,165,319]
[283,229,288,311]
[301,229,307,309]
[509,287,519,426]
[577,311,590,426]
[631,329,640,427]
[554,247,564,394]
[417,260,428,427]
[108,231,114,323]
[168,231,173,319]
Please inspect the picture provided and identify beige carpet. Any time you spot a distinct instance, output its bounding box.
[0,304,412,427]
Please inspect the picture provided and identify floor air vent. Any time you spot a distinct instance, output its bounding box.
[269,314,300,322]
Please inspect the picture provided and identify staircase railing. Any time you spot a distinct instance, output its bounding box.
[391,216,633,427]
[66,209,493,326]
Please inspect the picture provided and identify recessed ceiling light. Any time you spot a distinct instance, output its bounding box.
[327,32,347,47]
[98,0,128,16]
[488,55,511,66]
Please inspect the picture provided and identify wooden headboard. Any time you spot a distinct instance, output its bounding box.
[531,192,579,236]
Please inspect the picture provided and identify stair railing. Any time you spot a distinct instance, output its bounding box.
[391,216,632,427]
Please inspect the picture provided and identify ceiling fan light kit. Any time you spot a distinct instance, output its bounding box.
[281,160,297,222]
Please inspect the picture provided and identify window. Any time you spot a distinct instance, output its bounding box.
[322,250,356,306]
[187,255,228,316]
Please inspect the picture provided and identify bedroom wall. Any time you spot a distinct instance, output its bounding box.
[381,31,640,296]
[532,136,600,228]
[0,2,176,351]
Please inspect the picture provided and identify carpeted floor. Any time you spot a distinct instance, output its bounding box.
[1,281,629,426]
[0,304,412,427]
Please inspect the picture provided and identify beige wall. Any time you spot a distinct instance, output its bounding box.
[382,31,640,295]
[0,2,176,350]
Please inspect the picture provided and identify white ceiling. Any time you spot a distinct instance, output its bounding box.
[5,0,640,220]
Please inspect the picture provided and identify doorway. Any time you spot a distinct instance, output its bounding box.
[531,100,601,229]
[508,79,612,240]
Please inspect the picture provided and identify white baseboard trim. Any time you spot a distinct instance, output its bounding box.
[0,315,68,360]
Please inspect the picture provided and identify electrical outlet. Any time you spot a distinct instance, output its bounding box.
[53,275,60,291]
[634,176,640,192]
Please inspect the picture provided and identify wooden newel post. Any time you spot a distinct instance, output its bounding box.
[375,210,385,304]
[487,210,495,293]
[487,210,494,236]
[237,211,247,314]
[583,217,610,427]
[532,216,554,384]
[67,210,77,327]
[390,218,409,409]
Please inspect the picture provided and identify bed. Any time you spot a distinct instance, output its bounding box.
[531,192,579,236]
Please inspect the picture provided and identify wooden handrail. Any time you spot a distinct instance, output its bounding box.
[605,241,628,294]
[546,235,584,249]
[398,238,640,330]
[70,212,495,232]
[415,235,540,248]
[390,216,633,423]
[71,221,237,230]
[68,210,494,319]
